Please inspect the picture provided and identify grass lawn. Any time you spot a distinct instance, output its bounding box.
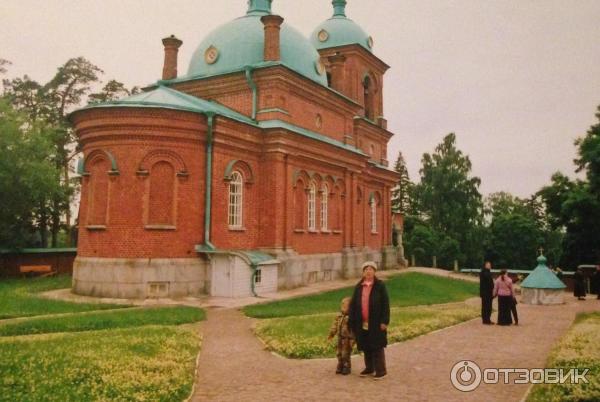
[527,311,600,402]
[0,275,126,319]
[254,302,479,358]
[0,305,205,336]
[0,276,205,402]
[247,272,480,359]
[0,325,200,402]
[243,272,479,318]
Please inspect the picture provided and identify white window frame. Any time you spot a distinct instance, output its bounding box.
[308,181,317,230]
[370,197,377,233]
[228,171,243,228]
[320,183,328,230]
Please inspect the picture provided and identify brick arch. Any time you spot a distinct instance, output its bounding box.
[369,191,382,206]
[138,149,187,175]
[224,159,254,184]
[83,149,119,175]
[292,170,311,189]
[85,153,113,227]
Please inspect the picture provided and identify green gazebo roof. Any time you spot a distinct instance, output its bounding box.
[521,255,566,289]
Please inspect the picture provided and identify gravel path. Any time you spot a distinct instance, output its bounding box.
[191,297,599,402]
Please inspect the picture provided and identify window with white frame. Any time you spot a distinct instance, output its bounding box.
[228,171,243,228]
[308,181,317,230]
[320,183,328,230]
[370,197,377,233]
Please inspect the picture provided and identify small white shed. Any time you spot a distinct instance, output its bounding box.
[204,250,279,298]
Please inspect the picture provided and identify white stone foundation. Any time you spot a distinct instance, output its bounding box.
[521,288,565,305]
[73,257,208,299]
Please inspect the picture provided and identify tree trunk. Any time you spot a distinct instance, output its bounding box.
[39,204,48,248]
[64,163,72,246]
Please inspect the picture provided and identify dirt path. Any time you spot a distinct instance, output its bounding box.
[192,297,599,402]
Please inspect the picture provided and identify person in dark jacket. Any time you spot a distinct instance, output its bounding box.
[479,261,495,324]
[348,261,390,380]
[592,265,600,300]
[574,268,586,300]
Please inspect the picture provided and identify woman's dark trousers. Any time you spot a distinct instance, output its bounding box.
[363,348,386,376]
[497,296,513,325]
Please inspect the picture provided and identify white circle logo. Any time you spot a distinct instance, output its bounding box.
[450,360,482,392]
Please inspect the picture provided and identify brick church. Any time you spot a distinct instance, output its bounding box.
[70,0,401,298]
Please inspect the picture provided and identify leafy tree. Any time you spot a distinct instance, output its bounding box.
[89,79,138,103]
[2,57,136,247]
[538,106,600,268]
[0,100,64,247]
[391,151,412,215]
[575,105,600,192]
[410,133,483,266]
[0,58,10,75]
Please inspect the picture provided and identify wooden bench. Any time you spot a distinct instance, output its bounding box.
[19,265,56,277]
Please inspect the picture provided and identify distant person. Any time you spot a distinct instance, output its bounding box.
[511,275,520,325]
[327,297,355,375]
[592,265,600,300]
[574,268,586,300]
[479,261,495,325]
[348,261,390,380]
[493,269,514,326]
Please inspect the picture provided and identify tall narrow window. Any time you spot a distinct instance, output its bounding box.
[148,161,175,225]
[320,183,328,230]
[363,76,373,120]
[370,197,377,233]
[308,181,317,230]
[228,171,243,228]
[88,157,110,226]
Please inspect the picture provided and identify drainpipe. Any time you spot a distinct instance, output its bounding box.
[244,66,257,120]
[203,112,216,250]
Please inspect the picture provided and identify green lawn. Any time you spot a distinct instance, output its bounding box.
[243,272,479,318]
[0,275,125,319]
[0,325,200,402]
[0,276,205,402]
[246,272,480,359]
[527,311,600,402]
[0,305,205,336]
[255,303,479,358]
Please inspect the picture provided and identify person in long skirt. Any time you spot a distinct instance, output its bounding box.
[493,269,514,326]
[574,268,586,300]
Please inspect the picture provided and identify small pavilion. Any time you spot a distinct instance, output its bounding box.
[521,254,566,305]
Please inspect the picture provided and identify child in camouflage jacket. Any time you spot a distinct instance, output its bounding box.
[328,297,355,375]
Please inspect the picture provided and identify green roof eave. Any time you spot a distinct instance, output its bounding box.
[194,245,278,266]
[259,119,367,156]
[71,86,256,126]
[367,160,394,172]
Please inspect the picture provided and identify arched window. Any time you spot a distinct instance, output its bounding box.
[320,183,329,230]
[148,161,175,225]
[308,181,317,231]
[228,171,243,228]
[87,156,110,226]
[370,196,377,233]
[294,180,305,229]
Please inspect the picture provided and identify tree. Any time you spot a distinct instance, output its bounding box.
[410,133,484,266]
[0,58,10,75]
[0,99,64,247]
[88,79,137,103]
[538,106,600,268]
[575,105,600,193]
[391,151,412,215]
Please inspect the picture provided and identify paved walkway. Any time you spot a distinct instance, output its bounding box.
[192,295,599,402]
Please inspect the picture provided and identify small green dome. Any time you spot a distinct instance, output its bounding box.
[310,0,373,52]
[187,2,327,86]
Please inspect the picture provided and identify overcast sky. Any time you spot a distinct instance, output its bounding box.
[2,0,599,197]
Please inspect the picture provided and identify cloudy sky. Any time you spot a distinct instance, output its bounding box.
[2,0,599,197]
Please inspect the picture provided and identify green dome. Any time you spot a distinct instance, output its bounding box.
[310,0,373,52]
[187,5,327,86]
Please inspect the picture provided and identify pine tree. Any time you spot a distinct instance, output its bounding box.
[391,151,412,214]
